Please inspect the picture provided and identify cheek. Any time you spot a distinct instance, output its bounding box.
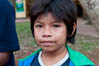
[34,29,41,45]
[54,28,67,42]
[34,29,38,37]
[34,28,41,41]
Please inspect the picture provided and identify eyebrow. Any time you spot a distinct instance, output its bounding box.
[35,21,43,24]
[35,20,62,24]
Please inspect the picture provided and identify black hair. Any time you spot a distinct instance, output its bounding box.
[30,0,77,44]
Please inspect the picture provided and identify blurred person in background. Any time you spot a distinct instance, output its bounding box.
[0,0,20,66]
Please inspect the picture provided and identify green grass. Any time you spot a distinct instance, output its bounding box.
[16,22,99,52]
[70,34,99,52]
[16,22,37,48]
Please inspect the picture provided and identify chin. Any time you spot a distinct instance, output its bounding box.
[42,48,57,53]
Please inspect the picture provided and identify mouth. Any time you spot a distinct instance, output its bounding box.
[39,41,56,46]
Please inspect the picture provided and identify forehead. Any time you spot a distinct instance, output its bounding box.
[35,12,61,23]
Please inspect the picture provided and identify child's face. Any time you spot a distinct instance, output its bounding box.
[34,12,67,52]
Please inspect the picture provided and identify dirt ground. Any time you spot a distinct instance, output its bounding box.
[82,50,99,66]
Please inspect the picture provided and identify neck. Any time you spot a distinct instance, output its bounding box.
[41,47,68,65]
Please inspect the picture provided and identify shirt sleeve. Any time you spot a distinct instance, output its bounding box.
[0,0,20,52]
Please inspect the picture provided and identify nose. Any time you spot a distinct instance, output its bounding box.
[42,27,52,37]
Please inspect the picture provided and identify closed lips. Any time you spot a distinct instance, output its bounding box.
[40,41,56,43]
[39,41,56,45]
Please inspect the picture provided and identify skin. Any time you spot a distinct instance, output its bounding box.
[34,12,68,66]
[0,52,10,66]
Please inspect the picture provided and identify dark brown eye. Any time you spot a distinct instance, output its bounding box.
[53,24,60,28]
[35,24,43,28]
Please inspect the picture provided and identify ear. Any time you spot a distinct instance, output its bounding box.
[72,23,77,36]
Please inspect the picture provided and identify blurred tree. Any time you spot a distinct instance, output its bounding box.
[78,0,99,35]
[29,0,34,8]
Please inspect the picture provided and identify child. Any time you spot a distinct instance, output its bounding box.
[19,0,95,66]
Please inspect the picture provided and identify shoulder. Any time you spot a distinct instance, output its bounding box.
[18,49,42,66]
[0,0,14,14]
[66,45,95,66]
[19,55,36,66]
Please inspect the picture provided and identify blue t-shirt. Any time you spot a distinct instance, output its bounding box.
[0,0,20,66]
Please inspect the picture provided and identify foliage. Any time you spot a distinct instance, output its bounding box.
[16,22,37,48]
